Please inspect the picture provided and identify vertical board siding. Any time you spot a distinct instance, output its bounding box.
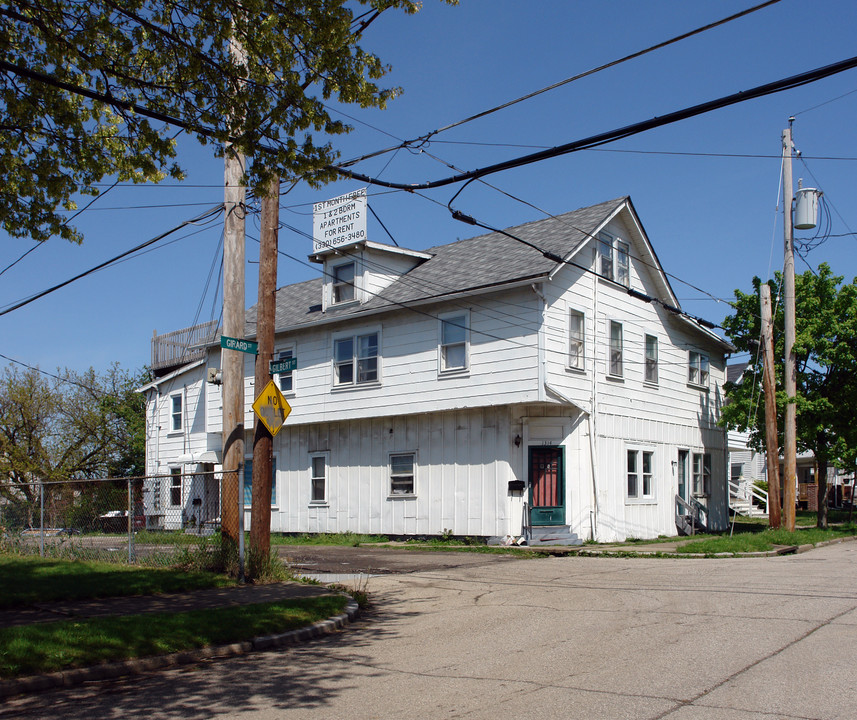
[267,406,515,537]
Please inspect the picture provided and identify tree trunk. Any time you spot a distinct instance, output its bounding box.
[817,457,829,529]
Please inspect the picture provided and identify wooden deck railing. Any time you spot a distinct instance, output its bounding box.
[151,320,218,372]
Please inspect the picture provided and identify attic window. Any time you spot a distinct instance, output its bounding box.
[597,232,630,287]
[332,262,355,303]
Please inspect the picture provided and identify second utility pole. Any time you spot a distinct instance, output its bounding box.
[781,123,797,532]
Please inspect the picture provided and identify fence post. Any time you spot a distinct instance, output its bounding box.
[39,480,45,557]
[238,464,245,583]
[128,479,135,563]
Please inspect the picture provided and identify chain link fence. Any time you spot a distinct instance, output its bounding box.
[0,471,240,568]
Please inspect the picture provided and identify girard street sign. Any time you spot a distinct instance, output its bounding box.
[220,335,258,354]
[252,380,292,436]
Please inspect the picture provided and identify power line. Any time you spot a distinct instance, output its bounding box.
[415,0,785,141]
[7,50,857,194]
[0,204,224,317]
[336,54,857,191]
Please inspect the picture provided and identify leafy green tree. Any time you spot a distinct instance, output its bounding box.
[1,0,453,243]
[0,364,148,529]
[721,264,857,527]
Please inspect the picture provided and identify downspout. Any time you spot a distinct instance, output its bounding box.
[589,267,600,540]
[531,283,547,402]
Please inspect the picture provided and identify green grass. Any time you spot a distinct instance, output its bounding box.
[269,532,390,546]
[0,595,347,678]
[0,555,235,609]
[679,525,857,555]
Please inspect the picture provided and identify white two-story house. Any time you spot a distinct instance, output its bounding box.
[140,196,732,543]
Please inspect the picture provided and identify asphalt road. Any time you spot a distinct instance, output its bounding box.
[5,541,857,719]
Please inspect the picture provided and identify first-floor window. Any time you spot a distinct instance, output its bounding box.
[693,452,711,496]
[170,468,182,506]
[569,310,584,370]
[609,321,623,377]
[244,457,277,507]
[627,449,655,500]
[310,454,327,504]
[390,453,415,496]
[645,334,658,384]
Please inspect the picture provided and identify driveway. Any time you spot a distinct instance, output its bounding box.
[4,541,857,719]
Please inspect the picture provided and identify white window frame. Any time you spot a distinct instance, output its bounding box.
[693,452,711,497]
[169,392,183,433]
[331,260,357,305]
[170,467,182,507]
[626,448,656,503]
[438,310,469,374]
[608,320,623,378]
[309,452,328,505]
[568,309,585,371]
[644,334,659,385]
[332,327,381,388]
[389,451,417,497]
[273,345,296,395]
[597,231,631,287]
[243,454,278,508]
[688,350,710,388]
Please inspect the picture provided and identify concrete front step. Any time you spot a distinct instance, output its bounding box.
[528,525,582,547]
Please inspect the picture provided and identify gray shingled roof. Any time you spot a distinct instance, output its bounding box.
[247,197,627,335]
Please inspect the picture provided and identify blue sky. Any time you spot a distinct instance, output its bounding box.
[2,0,856,375]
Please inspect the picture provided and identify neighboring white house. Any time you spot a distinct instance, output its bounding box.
[140,197,733,543]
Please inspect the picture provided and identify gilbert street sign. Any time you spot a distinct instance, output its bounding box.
[252,380,291,436]
[220,335,258,354]
[270,357,297,374]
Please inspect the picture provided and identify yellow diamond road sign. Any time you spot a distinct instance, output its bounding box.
[252,380,292,436]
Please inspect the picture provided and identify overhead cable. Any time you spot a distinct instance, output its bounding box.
[0,204,224,317]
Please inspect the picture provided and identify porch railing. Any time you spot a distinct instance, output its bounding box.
[151,320,218,373]
[728,478,768,517]
[675,494,708,535]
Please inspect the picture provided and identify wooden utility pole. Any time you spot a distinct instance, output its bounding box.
[221,146,246,546]
[250,178,279,568]
[760,283,781,528]
[782,124,797,532]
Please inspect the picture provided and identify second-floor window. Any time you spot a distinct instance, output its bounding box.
[569,310,584,370]
[332,262,355,304]
[439,312,468,372]
[609,321,623,377]
[645,334,658,384]
[334,332,379,386]
[170,393,183,432]
[274,348,294,393]
[688,351,709,387]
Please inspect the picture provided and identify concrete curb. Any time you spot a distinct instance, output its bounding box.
[575,534,857,559]
[0,596,359,699]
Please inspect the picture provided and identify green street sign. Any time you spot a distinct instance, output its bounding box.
[270,357,297,374]
[220,336,258,354]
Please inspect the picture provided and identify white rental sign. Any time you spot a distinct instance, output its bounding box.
[312,188,367,253]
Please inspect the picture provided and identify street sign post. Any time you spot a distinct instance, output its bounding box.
[252,380,292,436]
[270,357,297,374]
[220,335,258,354]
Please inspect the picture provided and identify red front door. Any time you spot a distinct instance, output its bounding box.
[529,447,565,525]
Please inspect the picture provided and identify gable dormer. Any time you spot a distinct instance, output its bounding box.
[310,241,431,312]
